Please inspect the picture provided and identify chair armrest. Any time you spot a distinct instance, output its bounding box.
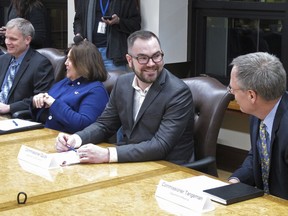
[182,156,216,172]
[12,110,32,120]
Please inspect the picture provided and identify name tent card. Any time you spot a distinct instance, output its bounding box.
[18,145,58,169]
[18,145,80,169]
[155,179,214,213]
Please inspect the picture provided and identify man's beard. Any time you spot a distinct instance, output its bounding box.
[131,62,161,84]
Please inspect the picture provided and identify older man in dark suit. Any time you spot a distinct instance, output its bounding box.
[0,18,54,115]
[228,52,288,200]
[55,30,195,165]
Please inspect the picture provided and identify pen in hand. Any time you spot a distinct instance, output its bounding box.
[66,144,77,152]
[62,135,77,152]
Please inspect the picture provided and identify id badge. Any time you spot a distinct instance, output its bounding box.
[97,21,106,34]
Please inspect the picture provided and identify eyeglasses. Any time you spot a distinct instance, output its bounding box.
[227,84,242,94]
[128,52,164,65]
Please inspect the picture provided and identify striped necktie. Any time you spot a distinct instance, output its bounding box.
[259,121,270,193]
[0,59,19,103]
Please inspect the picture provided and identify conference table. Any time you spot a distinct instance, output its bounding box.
[1,128,288,215]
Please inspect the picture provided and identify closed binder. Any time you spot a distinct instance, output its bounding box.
[203,182,264,205]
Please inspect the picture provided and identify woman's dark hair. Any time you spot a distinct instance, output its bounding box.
[12,0,44,18]
[68,40,107,82]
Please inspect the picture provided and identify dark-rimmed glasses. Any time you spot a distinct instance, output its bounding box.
[128,52,164,65]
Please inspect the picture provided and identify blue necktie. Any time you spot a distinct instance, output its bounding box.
[259,121,270,193]
[0,59,19,103]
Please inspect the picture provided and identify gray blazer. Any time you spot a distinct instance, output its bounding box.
[0,48,54,114]
[76,68,194,165]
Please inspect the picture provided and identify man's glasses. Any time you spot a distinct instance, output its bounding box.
[227,84,242,94]
[129,52,164,65]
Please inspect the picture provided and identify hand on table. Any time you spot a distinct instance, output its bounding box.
[77,144,109,164]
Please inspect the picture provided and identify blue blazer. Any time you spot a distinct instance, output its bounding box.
[231,92,288,200]
[33,77,109,134]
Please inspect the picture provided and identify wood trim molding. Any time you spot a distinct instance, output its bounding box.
[228,100,241,111]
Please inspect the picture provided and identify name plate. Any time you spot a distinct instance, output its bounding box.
[18,145,58,169]
[155,179,214,213]
[18,145,80,169]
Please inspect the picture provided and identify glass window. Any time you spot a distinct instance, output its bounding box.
[205,17,282,78]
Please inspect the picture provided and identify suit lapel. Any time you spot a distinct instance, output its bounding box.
[270,93,288,149]
[0,55,12,85]
[8,49,33,98]
[133,69,167,126]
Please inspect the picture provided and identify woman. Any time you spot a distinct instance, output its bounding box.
[31,40,109,134]
[2,0,49,48]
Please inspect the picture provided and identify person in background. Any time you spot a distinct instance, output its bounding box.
[0,0,49,49]
[31,40,109,134]
[228,52,288,200]
[55,30,195,166]
[73,0,141,72]
[0,18,54,116]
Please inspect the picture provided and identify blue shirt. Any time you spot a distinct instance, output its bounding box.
[34,77,109,133]
[0,49,27,92]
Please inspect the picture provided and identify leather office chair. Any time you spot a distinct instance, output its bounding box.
[103,70,129,94]
[182,76,234,177]
[0,45,7,56]
[36,48,67,82]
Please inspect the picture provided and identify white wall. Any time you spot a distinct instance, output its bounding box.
[140,0,188,63]
[67,1,75,45]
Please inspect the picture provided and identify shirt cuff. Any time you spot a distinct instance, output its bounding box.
[108,147,118,163]
[228,177,240,183]
[72,134,82,148]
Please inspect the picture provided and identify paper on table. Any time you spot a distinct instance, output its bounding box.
[50,150,80,166]
[0,118,42,131]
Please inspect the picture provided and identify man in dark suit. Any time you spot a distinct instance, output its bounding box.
[73,0,141,71]
[228,52,288,200]
[0,18,54,115]
[55,30,195,165]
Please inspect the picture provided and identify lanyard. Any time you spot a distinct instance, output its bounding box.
[100,0,110,16]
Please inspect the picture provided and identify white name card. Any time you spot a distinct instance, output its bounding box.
[18,145,58,169]
[155,179,214,213]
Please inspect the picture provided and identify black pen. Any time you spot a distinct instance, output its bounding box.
[12,120,18,126]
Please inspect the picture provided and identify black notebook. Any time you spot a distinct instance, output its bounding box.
[203,182,264,205]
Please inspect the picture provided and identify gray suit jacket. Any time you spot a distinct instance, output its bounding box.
[76,69,195,165]
[0,48,54,114]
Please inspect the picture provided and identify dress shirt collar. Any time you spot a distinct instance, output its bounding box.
[13,48,28,65]
[132,75,152,93]
[262,97,282,140]
[67,77,85,86]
